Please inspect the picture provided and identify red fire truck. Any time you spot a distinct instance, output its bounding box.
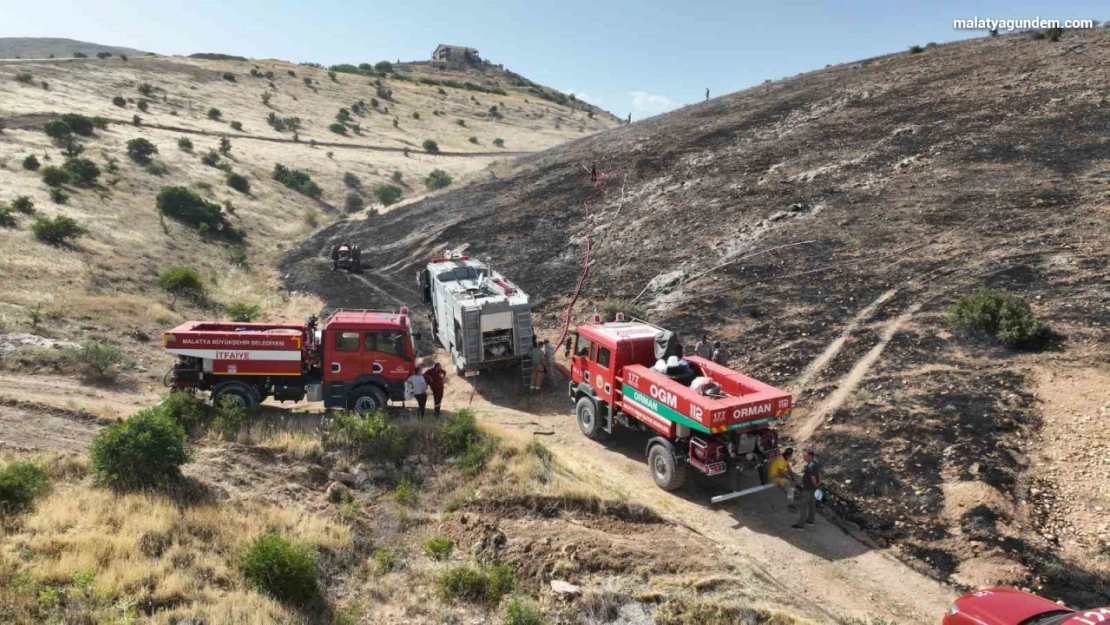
[163,309,418,414]
[568,315,793,502]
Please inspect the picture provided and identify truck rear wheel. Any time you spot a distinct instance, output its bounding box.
[212,382,259,411]
[576,396,607,440]
[348,387,387,416]
[648,443,687,491]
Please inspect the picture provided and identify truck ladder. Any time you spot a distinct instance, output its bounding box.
[517,311,534,387]
[462,309,481,366]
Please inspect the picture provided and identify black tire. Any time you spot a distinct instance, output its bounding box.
[576,396,607,440]
[212,382,259,411]
[348,386,387,416]
[648,443,687,491]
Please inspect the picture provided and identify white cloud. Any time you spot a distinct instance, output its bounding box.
[629,91,677,116]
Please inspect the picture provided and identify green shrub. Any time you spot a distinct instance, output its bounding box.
[329,411,404,460]
[32,215,87,246]
[59,113,95,136]
[440,409,480,456]
[49,188,69,204]
[157,391,213,436]
[126,138,158,164]
[908,45,924,54]
[207,107,222,120]
[137,100,149,113]
[132,114,143,126]
[374,184,402,207]
[158,266,205,306]
[948,288,1047,349]
[227,301,261,322]
[601,300,646,322]
[219,137,232,155]
[138,83,154,96]
[89,409,189,490]
[493,138,505,148]
[329,122,348,135]
[425,169,453,190]
[43,120,72,139]
[344,193,364,213]
[230,121,243,131]
[201,150,221,167]
[178,137,194,152]
[469,136,478,144]
[0,461,50,511]
[22,154,40,171]
[439,563,515,604]
[15,72,34,84]
[502,597,546,625]
[524,440,552,464]
[336,108,351,122]
[343,172,361,188]
[303,208,319,228]
[261,91,272,106]
[145,161,169,176]
[424,536,453,561]
[422,139,440,154]
[11,196,34,214]
[157,186,223,229]
[92,116,109,130]
[41,165,69,187]
[73,52,88,58]
[213,397,251,438]
[239,533,318,605]
[76,340,123,381]
[391,170,402,183]
[61,135,84,158]
[227,172,251,194]
[393,479,417,506]
[374,60,393,73]
[273,164,322,198]
[63,158,100,188]
[0,208,17,229]
[374,547,402,574]
[222,72,236,82]
[112,95,127,107]
[97,51,112,59]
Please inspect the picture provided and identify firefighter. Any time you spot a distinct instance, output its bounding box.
[792,449,821,530]
[543,339,556,382]
[407,366,428,418]
[768,447,799,511]
[424,362,447,416]
[530,338,546,391]
[711,340,728,365]
[694,334,712,360]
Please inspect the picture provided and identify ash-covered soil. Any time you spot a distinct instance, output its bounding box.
[285,29,1110,606]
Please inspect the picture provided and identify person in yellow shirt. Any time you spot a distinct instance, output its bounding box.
[767,447,798,511]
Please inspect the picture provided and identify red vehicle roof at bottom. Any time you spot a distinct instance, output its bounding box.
[946,588,1110,625]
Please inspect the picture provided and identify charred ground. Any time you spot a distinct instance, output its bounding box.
[285,29,1110,606]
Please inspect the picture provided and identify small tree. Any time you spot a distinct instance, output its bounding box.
[230,121,243,131]
[227,172,251,194]
[32,215,87,246]
[425,169,453,191]
[222,72,236,82]
[422,139,440,154]
[493,138,505,148]
[469,136,479,144]
[336,108,351,122]
[0,461,50,511]
[239,533,318,605]
[22,154,41,171]
[157,186,224,229]
[343,172,361,188]
[374,60,393,73]
[11,196,34,214]
[329,122,347,135]
[97,52,112,59]
[62,158,101,188]
[43,120,72,140]
[138,83,155,96]
[50,188,69,204]
[132,114,142,126]
[261,91,272,106]
[201,150,221,167]
[14,72,34,85]
[219,137,232,155]
[391,170,402,183]
[178,137,194,152]
[77,340,123,382]
[112,95,127,107]
[375,184,402,206]
[328,70,337,82]
[344,193,365,213]
[89,409,189,491]
[126,138,158,163]
[73,52,88,58]
[227,302,262,322]
[159,266,205,308]
[207,107,222,120]
[41,166,70,187]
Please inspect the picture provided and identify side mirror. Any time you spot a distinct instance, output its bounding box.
[564,336,572,358]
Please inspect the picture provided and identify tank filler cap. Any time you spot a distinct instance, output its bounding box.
[398,315,409,326]
[615,312,626,322]
[592,313,602,324]
[400,306,410,315]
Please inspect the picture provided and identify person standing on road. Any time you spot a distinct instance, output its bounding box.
[424,362,447,416]
[530,339,547,391]
[544,339,556,382]
[407,366,428,418]
[711,340,728,365]
[768,447,799,511]
[792,449,821,530]
[694,334,712,360]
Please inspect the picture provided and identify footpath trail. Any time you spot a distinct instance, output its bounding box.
[441,370,955,624]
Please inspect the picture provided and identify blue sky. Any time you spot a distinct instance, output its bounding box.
[4,0,1107,119]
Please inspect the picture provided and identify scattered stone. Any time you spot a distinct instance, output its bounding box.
[325,481,351,502]
[0,333,80,356]
[329,470,357,486]
[550,580,581,597]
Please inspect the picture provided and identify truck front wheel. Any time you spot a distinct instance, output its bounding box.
[576,396,607,440]
[212,382,259,411]
[648,443,687,491]
[348,387,387,416]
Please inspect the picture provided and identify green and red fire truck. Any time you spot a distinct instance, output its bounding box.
[568,314,793,502]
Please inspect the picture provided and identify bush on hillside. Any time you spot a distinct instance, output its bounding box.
[230,121,243,131]
[391,170,402,183]
[158,391,214,436]
[76,340,123,382]
[329,122,347,135]
[374,184,402,207]
[328,411,404,460]
[438,563,516,604]
[49,188,69,204]
[469,136,479,144]
[422,139,440,154]
[344,193,364,213]
[502,597,546,625]
[908,45,924,54]
[178,137,194,152]
[601,300,646,322]
[41,166,69,187]
[97,51,112,59]
[59,113,95,136]
[948,288,1048,349]
[0,460,50,511]
[126,137,158,163]
[425,169,453,191]
[424,536,453,561]
[15,72,34,84]
[90,409,189,491]
[0,207,16,229]
[11,196,34,214]
[61,135,85,158]
[227,301,261,322]
[132,114,143,125]
[493,138,505,148]
[226,172,251,194]
[374,60,392,73]
[207,107,222,120]
[273,164,322,198]
[43,120,72,140]
[219,137,232,155]
[201,150,221,166]
[261,91,272,106]
[158,266,205,307]
[336,108,351,122]
[73,52,88,58]
[222,72,236,82]
[62,158,100,188]
[342,172,361,188]
[137,100,149,113]
[112,95,127,107]
[138,83,154,96]
[240,533,318,605]
[32,215,87,246]
[156,186,223,228]
[22,154,40,171]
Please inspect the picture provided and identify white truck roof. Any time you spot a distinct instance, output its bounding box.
[427,258,529,309]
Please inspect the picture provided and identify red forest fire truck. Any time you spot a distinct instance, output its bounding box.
[568,315,793,502]
[164,309,418,414]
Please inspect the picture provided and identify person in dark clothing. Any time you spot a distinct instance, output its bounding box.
[792,449,821,530]
[424,362,447,416]
[590,163,598,182]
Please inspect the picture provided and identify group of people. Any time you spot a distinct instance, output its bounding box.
[693,334,729,365]
[767,447,823,530]
[404,362,448,418]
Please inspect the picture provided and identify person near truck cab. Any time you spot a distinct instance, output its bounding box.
[694,334,712,360]
[407,366,428,418]
[711,340,728,365]
[792,449,821,530]
[424,362,447,416]
[544,339,556,381]
[530,339,546,391]
[768,447,799,511]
